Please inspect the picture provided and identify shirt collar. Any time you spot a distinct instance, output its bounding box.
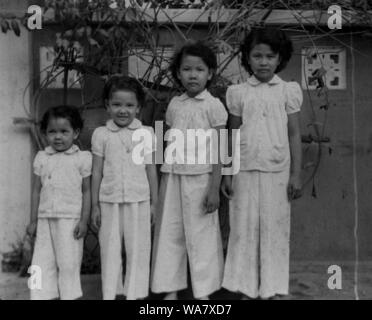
[247,74,282,86]
[179,89,209,101]
[106,118,142,132]
[45,144,79,155]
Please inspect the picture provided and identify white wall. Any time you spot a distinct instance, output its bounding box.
[0,2,32,260]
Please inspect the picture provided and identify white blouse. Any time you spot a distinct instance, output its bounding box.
[91,119,156,203]
[226,75,302,172]
[161,89,228,175]
[34,144,92,218]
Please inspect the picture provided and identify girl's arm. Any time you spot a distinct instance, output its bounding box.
[91,154,104,231]
[74,176,91,239]
[146,162,158,223]
[26,174,42,236]
[81,177,91,224]
[205,124,226,213]
[287,112,302,200]
[220,114,242,200]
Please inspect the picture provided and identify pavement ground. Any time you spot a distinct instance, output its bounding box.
[1,261,371,300]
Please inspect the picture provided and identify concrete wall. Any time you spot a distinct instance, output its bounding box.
[0,0,32,256]
[287,34,372,261]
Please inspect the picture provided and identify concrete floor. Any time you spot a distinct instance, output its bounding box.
[1,261,372,300]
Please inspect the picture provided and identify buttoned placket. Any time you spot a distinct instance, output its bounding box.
[45,152,63,214]
[119,129,133,202]
[102,119,144,202]
[256,86,264,161]
[174,95,204,173]
[43,146,79,213]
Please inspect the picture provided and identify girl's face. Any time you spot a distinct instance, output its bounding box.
[247,43,281,82]
[177,54,212,97]
[46,117,79,152]
[106,90,140,128]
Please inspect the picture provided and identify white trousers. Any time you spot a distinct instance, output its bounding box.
[151,173,224,298]
[222,169,291,298]
[99,201,151,300]
[30,218,83,300]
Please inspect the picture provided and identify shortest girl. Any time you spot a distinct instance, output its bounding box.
[27,105,92,300]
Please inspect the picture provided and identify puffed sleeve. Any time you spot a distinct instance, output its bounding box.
[207,97,228,127]
[33,151,45,176]
[79,151,92,178]
[226,85,243,117]
[285,82,303,114]
[91,127,106,157]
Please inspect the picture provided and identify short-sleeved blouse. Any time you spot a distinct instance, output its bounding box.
[33,144,92,218]
[161,89,228,175]
[226,75,302,172]
[91,118,156,203]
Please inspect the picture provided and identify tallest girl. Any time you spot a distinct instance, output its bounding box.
[221,28,303,299]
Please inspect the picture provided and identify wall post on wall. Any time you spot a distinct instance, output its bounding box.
[63,67,69,105]
[57,46,78,105]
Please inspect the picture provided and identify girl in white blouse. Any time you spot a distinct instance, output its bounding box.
[151,41,228,300]
[27,105,92,300]
[91,76,158,300]
[221,27,303,299]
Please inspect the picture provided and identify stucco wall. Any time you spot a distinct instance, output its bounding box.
[285,34,372,261]
[0,0,32,258]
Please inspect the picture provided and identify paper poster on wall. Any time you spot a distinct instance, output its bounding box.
[302,46,346,90]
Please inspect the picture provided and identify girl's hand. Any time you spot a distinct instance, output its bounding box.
[220,175,234,200]
[74,220,88,239]
[203,188,220,214]
[26,221,37,238]
[287,173,302,201]
[91,205,101,232]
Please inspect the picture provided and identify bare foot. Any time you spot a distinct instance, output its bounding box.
[196,295,210,300]
[164,292,178,300]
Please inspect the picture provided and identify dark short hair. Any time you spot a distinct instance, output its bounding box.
[40,105,83,133]
[240,27,293,75]
[170,40,217,88]
[102,75,145,107]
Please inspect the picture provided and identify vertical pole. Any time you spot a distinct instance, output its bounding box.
[63,67,68,105]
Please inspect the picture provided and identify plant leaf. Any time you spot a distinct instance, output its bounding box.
[1,19,10,33]
[11,19,20,36]
[88,37,100,47]
[98,28,110,38]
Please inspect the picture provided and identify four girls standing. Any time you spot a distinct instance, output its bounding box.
[27,27,302,300]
